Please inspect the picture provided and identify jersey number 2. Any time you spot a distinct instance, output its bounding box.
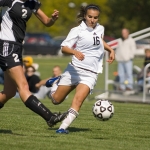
[93,36,100,45]
[13,53,19,62]
[22,9,27,18]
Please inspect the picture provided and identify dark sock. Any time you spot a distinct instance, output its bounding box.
[0,102,4,109]
[24,95,53,121]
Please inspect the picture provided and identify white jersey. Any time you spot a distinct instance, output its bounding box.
[61,21,105,73]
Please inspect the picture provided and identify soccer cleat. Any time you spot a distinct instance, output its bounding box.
[47,112,68,127]
[56,128,69,134]
[45,76,61,87]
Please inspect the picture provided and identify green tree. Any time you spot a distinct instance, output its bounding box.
[106,0,150,37]
[27,0,110,37]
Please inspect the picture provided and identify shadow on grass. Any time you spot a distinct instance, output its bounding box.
[0,129,12,134]
[49,127,91,133]
[69,127,91,132]
[0,129,25,136]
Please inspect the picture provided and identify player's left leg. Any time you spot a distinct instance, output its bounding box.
[6,66,67,127]
[56,83,90,133]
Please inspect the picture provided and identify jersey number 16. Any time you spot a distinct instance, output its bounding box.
[93,36,100,45]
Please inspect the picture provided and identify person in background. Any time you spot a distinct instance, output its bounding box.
[46,4,115,134]
[137,48,150,91]
[0,0,67,128]
[115,28,136,91]
[34,66,62,99]
[23,56,40,76]
[26,66,41,93]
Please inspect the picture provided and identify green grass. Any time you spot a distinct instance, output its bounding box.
[0,99,150,150]
[0,56,149,150]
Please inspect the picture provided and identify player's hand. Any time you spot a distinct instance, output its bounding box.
[51,10,59,22]
[107,50,115,64]
[74,51,85,61]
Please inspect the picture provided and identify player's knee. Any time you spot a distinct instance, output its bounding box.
[52,100,60,105]
[0,102,4,109]
[51,98,61,105]
[49,94,61,105]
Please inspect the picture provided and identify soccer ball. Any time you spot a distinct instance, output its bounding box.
[92,99,114,121]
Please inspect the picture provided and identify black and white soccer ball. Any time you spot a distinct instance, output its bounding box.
[92,99,114,121]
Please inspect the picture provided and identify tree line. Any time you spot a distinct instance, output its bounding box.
[26,0,150,38]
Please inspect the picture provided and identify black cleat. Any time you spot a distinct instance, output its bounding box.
[47,112,68,127]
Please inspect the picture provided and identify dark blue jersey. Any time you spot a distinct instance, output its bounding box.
[0,0,41,43]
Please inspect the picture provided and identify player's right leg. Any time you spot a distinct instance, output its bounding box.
[0,71,17,108]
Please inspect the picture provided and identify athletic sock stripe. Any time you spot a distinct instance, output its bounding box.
[68,108,79,117]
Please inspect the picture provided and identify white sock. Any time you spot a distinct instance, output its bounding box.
[48,82,58,99]
[50,82,58,94]
[59,108,79,130]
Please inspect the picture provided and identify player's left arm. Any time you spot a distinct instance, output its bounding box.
[35,9,59,27]
[102,39,115,64]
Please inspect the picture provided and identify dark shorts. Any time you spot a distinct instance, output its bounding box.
[0,39,23,71]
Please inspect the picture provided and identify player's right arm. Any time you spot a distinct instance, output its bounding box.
[61,46,84,61]
[61,28,84,61]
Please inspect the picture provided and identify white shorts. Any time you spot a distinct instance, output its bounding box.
[58,63,98,91]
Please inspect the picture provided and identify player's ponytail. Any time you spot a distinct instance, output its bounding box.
[77,6,86,24]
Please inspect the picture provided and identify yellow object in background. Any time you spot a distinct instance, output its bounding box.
[23,56,33,67]
[124,80,129,85]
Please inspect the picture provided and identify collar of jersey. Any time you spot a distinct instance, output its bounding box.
[16,0,25,3]
[80,21,99,31]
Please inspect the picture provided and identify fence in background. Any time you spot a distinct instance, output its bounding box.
[105,27,150,103]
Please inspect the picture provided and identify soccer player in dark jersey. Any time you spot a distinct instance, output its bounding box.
[0,0,67,128]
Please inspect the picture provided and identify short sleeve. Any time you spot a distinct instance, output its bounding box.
[31,0,41,13]
[61,27,79,48]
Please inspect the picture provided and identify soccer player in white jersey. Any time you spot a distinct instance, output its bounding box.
[0,0,67,128]
[46,4,115,133]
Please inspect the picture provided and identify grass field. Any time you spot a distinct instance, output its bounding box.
[0,56,150,150]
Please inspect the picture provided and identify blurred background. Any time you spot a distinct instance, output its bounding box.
[23,0,150,56]
[21,0,150,102]
[27,0,150,37]
[0,0,148,102]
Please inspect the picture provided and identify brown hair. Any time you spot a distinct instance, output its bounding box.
[77,4,101,24]
[26,66,36,72]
